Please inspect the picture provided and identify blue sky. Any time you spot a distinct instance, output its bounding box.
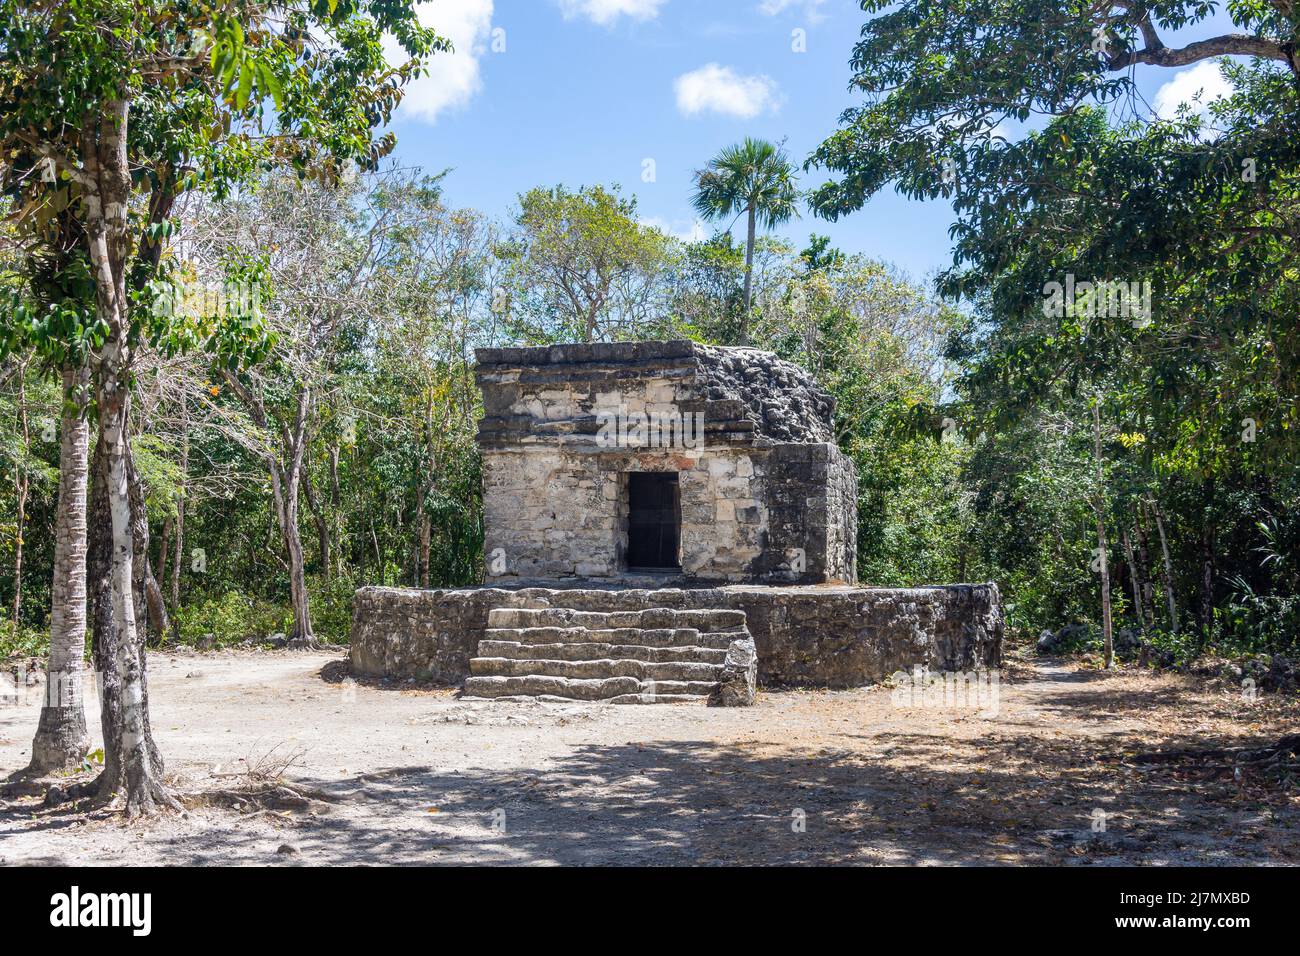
[385,0,1241,282]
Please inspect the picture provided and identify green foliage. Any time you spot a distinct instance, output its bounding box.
[663,233,747,342]
[801,0,1300,655]
[1,0,1295,669]
[692,138,800,230]
[131,432,186,521]
[173,590,292,646]
[169,574,357,646]
[0,0,449,370]
[506,184,675,343]
[0,612,47,657]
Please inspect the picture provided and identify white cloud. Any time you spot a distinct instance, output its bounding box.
[557,0,667,26]
[640,216,707,242]
[387,0,494,124]
[758,0,826,20]
[1153,61,1235,121]
[674,63,781,119]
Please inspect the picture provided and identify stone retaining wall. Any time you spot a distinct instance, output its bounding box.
[350,583,1002,689]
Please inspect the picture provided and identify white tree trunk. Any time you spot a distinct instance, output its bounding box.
[83,98,174,815]
[273,461,314,645]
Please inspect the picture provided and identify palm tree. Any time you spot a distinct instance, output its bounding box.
[29,364,92,771]
[691,138,799,343]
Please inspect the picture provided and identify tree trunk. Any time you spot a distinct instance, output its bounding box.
[281,485,313,645]
[269,389,314,646]
[1132,505,1156,630]
[1121,527,1145,633]
[740,203,757,344]
[131,459,170,645]
[1092,403,1113,668]
[170,396,188,631]
[29,364,92,772]
[1149,497,1179,635]
[1096,509,1114,668]
[10,362,29,640]
[90,362,173,813]
[83,97,174,815]
[1199,508,1216,641]
[302,463,331,581]
[223,375,315,645]
[417,513,432,588]
[267,457,313,643]
[417,386,438,589]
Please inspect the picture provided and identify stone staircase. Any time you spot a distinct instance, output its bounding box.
[462,606,757,705]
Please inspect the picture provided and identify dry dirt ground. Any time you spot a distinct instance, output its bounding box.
[1,648,1297,866]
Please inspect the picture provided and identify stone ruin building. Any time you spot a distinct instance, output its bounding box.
[475,340,857,586]
[351,341,1003,706]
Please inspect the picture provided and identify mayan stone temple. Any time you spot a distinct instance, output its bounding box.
[351,341,1002,704]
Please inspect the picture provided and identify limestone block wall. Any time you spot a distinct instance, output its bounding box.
[350,583,1003,689]
[758,444,858,583]
[824,449,859,583]
[482,447,620,579]
[481,442,855,585]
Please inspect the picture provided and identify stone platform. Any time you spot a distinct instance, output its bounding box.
[349,583,1002,689]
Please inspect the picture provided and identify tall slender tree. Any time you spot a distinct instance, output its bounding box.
[5,207,99,772]
[691,138,799,343]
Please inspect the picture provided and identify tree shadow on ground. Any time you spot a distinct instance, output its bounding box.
[139,724,1297,866]
[6,664,1296,866]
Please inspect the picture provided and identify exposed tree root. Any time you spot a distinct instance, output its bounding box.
[284,637,325,651]
[35,769,183,817]
[40,777,103,808]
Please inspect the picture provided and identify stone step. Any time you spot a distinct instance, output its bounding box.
[607,693,710,705]
[636,679,721,696]
[469,656,725,682]
[462,674,722,702]
[478,640,728,664]
[484,626,738,649]
[459,693,710,705]
[463,674,642,701]
[487,607,747,631]
[462,604,755,706]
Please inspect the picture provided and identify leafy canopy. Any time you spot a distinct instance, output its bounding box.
[0,0,448,365]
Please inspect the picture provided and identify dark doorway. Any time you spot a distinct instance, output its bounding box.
[626,472,681,570]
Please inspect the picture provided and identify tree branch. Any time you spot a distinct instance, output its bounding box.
[1100,0,1294,71]
[1107,28,1288,70]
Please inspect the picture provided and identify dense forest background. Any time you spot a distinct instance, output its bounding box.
[2,1,1297,671]
[2,160,1294,664]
